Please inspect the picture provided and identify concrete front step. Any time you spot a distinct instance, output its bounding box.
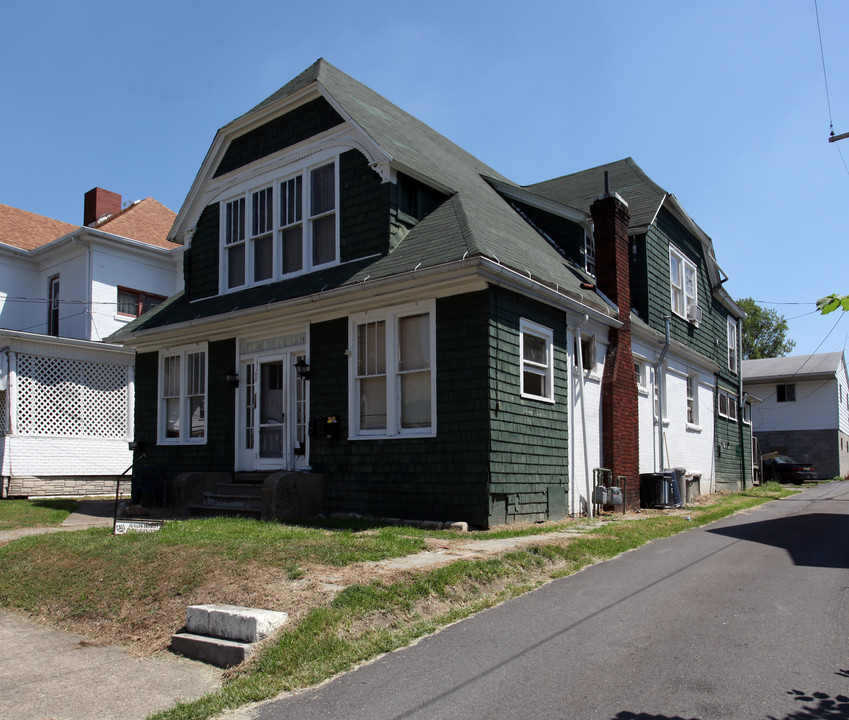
[171,632,255,668]
[172,604,289,667]
[214,483,264,497]
[202,492,262,508]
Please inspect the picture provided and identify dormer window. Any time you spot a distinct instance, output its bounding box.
[669,245,697,321]
[221,157,338,291]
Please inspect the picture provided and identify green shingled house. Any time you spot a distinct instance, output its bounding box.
[112,59,751,527]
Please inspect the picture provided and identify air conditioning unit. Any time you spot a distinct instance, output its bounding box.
[687,304,702,325]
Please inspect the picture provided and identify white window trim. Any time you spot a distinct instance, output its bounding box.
[157,343,208,445]
[219,150,340,293]
[348,301,436,439]
[727,318,739,373]
[669,245,698,320]
[634,356,649,396]
[521,318,555,403]
[718,389,738,421]
[686,373,700,430]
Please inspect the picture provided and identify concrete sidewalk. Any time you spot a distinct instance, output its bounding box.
[0,499,223,719]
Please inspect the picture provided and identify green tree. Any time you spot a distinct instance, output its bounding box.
[738,298,795,360]
[817,294,849,314]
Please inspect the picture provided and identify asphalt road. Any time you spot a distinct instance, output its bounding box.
[250,482,849,720]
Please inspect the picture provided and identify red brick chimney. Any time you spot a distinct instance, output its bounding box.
[591,185,640,510]
[84,188,122,226]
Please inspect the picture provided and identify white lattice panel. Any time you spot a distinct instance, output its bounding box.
[16,354,129,438]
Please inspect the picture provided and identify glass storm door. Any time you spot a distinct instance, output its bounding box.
[258,359,286,465]
[240,353,308,471]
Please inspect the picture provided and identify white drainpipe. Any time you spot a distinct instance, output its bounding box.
[574,314,592,517]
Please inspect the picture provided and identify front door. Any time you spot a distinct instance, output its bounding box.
[240,352,308,471]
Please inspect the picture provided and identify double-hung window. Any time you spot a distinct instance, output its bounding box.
[727,318,739,373]
[221,158,338,291]
[687,374,699,426]
[521,319,554,402]
[669,246,697,320]
[159,344,207,443]
[776,383,796,403]
[718,389,738,420]
[350,303,435,438]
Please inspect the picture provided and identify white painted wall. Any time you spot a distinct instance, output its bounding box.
[0,254,42,332]
[837,356,849,435]
[632,335,716,488]
[37,249,91,340]
[0,435,132,477]
[89,240,180,341]
[748,376,839,434]
[568,323,606,517]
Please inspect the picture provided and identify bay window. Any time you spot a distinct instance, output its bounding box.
[350,303,435,438]
[159,344,207,443]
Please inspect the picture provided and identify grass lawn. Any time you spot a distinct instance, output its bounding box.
[0,498,79,531]
[0,483,801,720]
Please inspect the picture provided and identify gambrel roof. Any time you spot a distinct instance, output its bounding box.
[119,60,618,339]
[527,157,744,319]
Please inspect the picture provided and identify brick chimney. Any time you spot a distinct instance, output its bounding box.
[84,187,122,226]
[591,185,640,510]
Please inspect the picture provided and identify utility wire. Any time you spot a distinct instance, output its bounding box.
[815,0,835,133]
[814,0,849,177]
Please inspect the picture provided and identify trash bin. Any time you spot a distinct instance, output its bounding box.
[640,473,678,509]
[674,467,687,506]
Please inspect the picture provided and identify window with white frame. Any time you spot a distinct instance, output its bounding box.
[221,158,338,291]
[687,373,699,425]
[159,344,207,443]
[669,245,697,320]
[634,358,647,392]
[584,230,596,277]
[743,401,752,424]
[521,319,554,402]
[727,318,738,373]
[654,367,668,421]
[350,304,435,438]
[718,389,738,420]
[47,275,60,336]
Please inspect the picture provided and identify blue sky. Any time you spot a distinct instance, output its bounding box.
[2,0,847,356]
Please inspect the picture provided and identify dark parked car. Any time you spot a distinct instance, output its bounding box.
[764,454,817,484]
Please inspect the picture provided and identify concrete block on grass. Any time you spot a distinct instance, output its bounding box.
[186,604,289,644]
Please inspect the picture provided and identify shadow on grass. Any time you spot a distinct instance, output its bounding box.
[28,498,80,513]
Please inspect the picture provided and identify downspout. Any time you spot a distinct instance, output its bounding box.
[655,317,671,470]
[737,317,746,489]
[574,314,592,517]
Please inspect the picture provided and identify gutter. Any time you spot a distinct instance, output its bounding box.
[656,317,671,470]
[113,254,620,349]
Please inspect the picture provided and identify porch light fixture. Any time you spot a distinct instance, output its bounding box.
[225,370,240,388]
[294,357,311,381]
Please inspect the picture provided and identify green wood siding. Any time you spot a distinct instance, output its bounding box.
[308,293,491,527]
[184,203,220,301]
[339,149,392,261]
[133,340,236,483]
[511,200,587,268]
[487,287,569,524]
[640,208,750,488]
[214,97,344,177]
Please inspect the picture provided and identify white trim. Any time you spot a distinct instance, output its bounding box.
[157,342,208,445]
[669,244,697,320]
[520,318,555,403]
[348,300,436,439]
[219,151,340,293]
